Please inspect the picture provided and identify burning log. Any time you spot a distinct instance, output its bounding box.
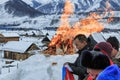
[42,47,56,55]
[42,34,75,55]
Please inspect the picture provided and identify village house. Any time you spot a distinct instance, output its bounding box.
[41,36,50,46]
[2,41,39,60]
[0,32,19,43]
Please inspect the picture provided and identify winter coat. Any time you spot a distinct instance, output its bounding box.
[96,64,120,80]
[84,57,114,80]
[68,45,91,80]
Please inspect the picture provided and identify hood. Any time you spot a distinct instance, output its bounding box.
[97,64,120,80]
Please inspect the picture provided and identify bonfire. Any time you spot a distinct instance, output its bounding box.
[42,0,113,55]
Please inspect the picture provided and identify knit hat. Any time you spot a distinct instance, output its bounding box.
[81,50,110,69]
[107,36,119,51]
[94,42,113,57]
[96,64,120,80]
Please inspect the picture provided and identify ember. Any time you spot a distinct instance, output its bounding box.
[42,0,113,55]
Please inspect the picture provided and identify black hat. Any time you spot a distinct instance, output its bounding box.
[107,36,119,51]
[81,50,110,69]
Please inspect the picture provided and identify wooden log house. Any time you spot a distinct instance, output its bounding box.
[0,32,19,43]
[2,41,39,60]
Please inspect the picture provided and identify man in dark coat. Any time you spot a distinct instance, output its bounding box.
[106,36,120,67]
[64,34,92,80]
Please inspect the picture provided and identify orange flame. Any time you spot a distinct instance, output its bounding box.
[104,0,114,23]
[64,0,74,15]
[44,0,114,55]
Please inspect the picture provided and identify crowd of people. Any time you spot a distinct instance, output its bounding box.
[63,34,120,80]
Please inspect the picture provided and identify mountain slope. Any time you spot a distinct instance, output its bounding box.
[22,0,120,14]
[4,0,44,17]
[36,1,64,14]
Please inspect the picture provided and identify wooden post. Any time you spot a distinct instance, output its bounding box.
[17,63,18,69]
[8,67,10,73]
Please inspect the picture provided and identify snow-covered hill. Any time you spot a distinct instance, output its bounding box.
[0,0,120,30]
[1,0,120,15]
[0,0,43,17]
[22,0,120,14]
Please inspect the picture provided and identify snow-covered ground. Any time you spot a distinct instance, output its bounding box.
[0,53,78,80]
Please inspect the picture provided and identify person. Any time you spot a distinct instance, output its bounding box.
[83,42,114,80]
[94,42,114,64]
[63,34,92,80]
[106,36,120,67]
[106,36,119,57]
[96,64,120,80]
[81,50,111,80]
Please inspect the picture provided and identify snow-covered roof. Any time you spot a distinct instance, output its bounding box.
[41,30,56,40]
[101,32,120,43]
[2,41,33,53]
[101,32,111,40]
[0,32,19,37]
[92,32,106,43]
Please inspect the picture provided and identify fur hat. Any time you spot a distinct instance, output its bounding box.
[81,50,110,69]
[94,42,113,57]
[107,36,119,51]
[96,64,120,80]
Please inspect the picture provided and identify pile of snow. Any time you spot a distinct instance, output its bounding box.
[0,60,20,80]
[0,53,78,80]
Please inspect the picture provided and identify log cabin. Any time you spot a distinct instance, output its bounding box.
[0,32,19,43]
[2,41,39,60]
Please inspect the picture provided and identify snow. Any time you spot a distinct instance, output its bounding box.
[0,0,120,79]
[85,0,101,12]
[0,32,19,37]
[0,0,9,4]
[0,16,29,25]
[22,0,93,5]
[22,0,56,5]
[22,0,34,7]
[0,53,78,80]
[0,60,20,80]
[92,32,106,43]
[35,0,53,4]
[101,32,120,43]
[104,23,120,29]
[2,41,33,53]
[41,30,56,39]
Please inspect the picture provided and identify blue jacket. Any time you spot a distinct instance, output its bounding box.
[97,64,120,80]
